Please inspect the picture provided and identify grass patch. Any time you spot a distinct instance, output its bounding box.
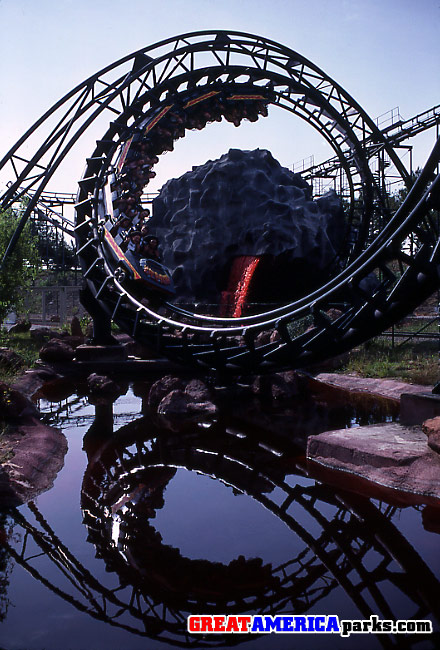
[0,330,41,385]
[344,339,438,385]
[0,330,41,464]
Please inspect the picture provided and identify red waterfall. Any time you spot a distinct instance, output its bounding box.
[220,255,260,317]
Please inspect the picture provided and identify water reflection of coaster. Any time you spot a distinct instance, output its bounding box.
[79,421,440,647]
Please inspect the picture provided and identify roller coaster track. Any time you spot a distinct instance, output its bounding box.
[299,103,440,183]
[0,31,439,373]
[5,415,439,647]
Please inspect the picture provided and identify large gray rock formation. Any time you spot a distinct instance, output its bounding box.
[150,148,345,304]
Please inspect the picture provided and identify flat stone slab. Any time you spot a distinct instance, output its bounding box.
[400,392,440,426]
[314,373,430,403]
[75,344,128,362]
[11,366,60,400]
[307,422,440,502]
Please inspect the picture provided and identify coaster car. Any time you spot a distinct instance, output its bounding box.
[102,227,175,298]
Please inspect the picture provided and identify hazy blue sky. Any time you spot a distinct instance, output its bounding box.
[0,0,438,195]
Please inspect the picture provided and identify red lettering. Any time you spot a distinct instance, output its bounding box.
[213,616,226,632]
[188,616,201,632]
[201,616,214,632]
[225,617,240,632]
[237,616,252,632]
[189,614,251,634]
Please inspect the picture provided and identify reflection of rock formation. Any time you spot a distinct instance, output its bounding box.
[0,381,68,507]
[111,470,279,607]
[0,420,67,507]
[150,149,345,304]
[139,371,397,449]
[83,430,282,613]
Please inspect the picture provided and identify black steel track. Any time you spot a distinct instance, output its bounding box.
[1,31,439,373]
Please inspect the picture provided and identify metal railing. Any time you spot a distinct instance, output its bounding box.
[379,315,439,348]
[23,285,86,325]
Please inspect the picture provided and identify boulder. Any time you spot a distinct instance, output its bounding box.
[148,375,185,410]
[157,388,218,417]
[36,378,76,403]
[132,381,153,399]
[12,368,59,401]
[252,371,299,401]
[70,316,83,337]
[422,417,440,454]
[188,400,218,416]
[326,308,344,321]
[33,367,60,381]
[30,327,57,346]
[157,389,190,416]
[87,373,122,399]
[58,335,84,349]
[252,375,269,397]
[0,381,39,421]
[0,347,25,372]
[255,331,273,347]
[270,330,281,344]
[271,371,300,400]
[113,333,154,358]
[39,339,75,363]
[255,330,281,347]
[8,319,31,334]
[184,378,213,402]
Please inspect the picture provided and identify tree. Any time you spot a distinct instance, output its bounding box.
[0,208,40,324]
[29,210,77,272]
[387,169,420,213]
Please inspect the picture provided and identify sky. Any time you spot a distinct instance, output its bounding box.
[0,0,439,200]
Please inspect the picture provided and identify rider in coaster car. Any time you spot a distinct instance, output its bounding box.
[111,215,132,238]
[126,207,140,221]
[140,224,150,241]
[242,103,259,122]
[126,229,143,256]
[224,104,242,127]
[142,236,161,262]
[138,207,151,222]
[166,113,185,139]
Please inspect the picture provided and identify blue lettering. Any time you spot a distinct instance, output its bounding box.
[327,616,340,632]
[315,616,326,631]
[251,617,266,633]
[264,617,282,632]
[283,617,294,631]
[295,616,307,632]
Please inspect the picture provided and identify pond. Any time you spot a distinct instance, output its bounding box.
[0,384,439,649]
